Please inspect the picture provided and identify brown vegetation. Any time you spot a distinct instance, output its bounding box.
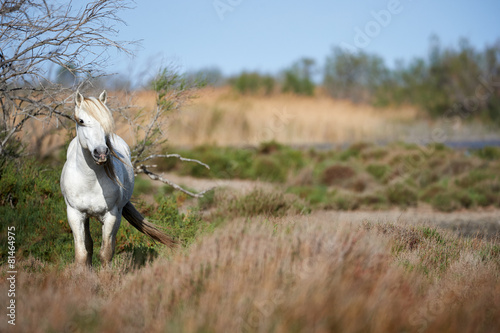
[2,210,499,333]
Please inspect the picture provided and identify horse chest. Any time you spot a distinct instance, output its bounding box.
[64,172,123,217]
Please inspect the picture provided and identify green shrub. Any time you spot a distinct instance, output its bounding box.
[338,148,361,161]
[475,146,500,160]
[0,159,72,264]
[430,193,459,212]
[331,194,360,210]
[454,190,474,209]
[258,140,283,154]
[287,185,330,207]
[230,71,275,95]
[386,183,418,207]
[152,197,206,246]
[366,164,389,182]
[415,169,440,188]
[223,189,309,217]
[469,180,500,207]
[133,176,153,196]
[251,156,287,182]
[360,193,389,209]
[197,189,216,211]
[456,169,496,188]
[361,148,388,160]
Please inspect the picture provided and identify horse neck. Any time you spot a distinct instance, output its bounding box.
[74,137,107,180]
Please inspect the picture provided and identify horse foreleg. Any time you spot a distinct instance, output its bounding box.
[99,210,121,267]
[67,206,93,267]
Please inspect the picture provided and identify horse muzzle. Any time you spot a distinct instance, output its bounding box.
[93,147,110,165]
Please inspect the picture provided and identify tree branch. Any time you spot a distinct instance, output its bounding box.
[136,165,212,198]
[137,153,210,170]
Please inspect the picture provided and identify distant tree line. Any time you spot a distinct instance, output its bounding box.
[325,36,500,121]
[68,36,499,122]
[199,36,500,122]
[224,58,316,97]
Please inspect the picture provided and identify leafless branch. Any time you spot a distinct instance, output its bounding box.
[137,153,210,170]
[0,0,135,158]
[136,165,213,198]
[116,67,209,197]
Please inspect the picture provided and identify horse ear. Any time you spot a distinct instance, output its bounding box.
[75,92,84,107]
[99,90,107,104]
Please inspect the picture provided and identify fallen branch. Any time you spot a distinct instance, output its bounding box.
[138,153,210,169]
[136,165,212,198]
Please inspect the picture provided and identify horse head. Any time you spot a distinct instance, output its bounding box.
[74,91,114,165]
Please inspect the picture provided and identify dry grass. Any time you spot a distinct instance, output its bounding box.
[23,87,500,158]
[129,87,500,147]
[143,87,418,147]
[2,211,499,333]
[24,88,419,157]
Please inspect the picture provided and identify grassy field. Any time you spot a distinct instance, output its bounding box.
[1,140,500,332]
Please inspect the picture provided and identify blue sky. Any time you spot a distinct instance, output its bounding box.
[100,0,500,78]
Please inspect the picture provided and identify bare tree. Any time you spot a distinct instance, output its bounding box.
[0,0,133,160]
[0,0,210,197]
[116,67,212,198]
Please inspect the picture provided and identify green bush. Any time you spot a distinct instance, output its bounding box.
[251,156,287,182]
[136,143,500,212]
[230,71,275,95]
[133,176,154,196]
[0,159,71,264]
[152,197,206,246]
[366,164,390,182]
[223,189,309,217]
[287,185,331,207]
[360,193,389,209]
[475,147,500,160]
[430,193,459,212]
[331,193,360,211]
[456,169,496,188]
[386,183,418,207]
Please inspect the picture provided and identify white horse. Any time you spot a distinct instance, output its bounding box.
[61,91,175,267]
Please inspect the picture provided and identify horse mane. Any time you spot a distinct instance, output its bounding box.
[78,96,127,188]
[76,97,115,134]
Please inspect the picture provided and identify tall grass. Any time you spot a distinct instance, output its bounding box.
[2,214,499,332]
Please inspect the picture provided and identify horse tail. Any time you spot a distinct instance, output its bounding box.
[122,201,178,248]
